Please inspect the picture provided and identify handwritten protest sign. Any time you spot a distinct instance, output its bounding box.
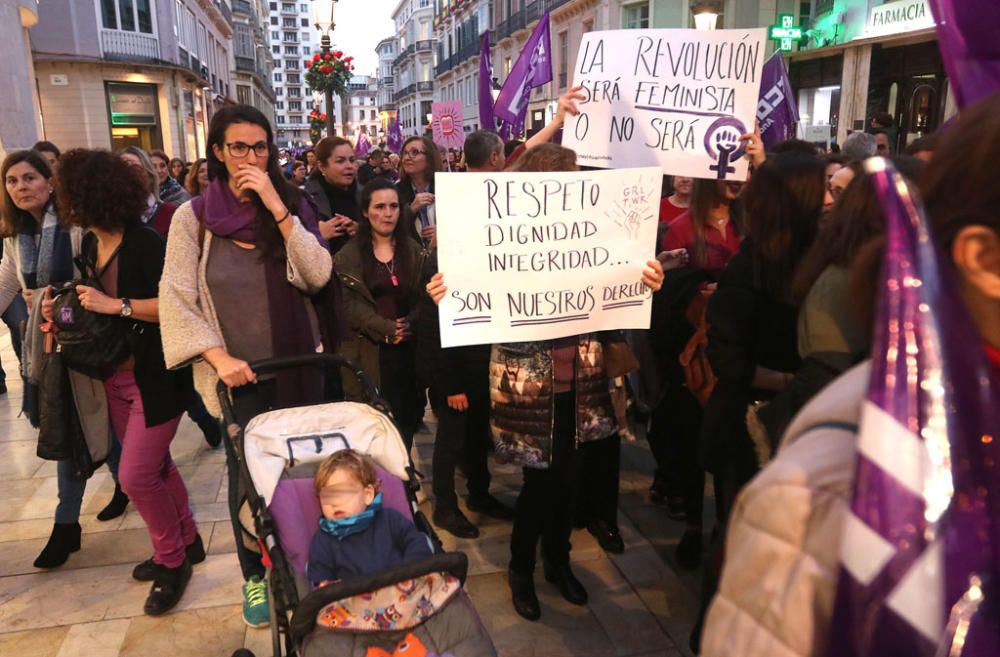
[562,28,767,181]
[436,168,661,348]
[432,100,465,149]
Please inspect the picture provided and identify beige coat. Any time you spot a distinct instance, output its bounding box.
[159,201,333,418]
[700,362,869,657]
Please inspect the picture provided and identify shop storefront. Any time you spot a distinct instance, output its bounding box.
[106,82,163,152]
[789,0,954,149]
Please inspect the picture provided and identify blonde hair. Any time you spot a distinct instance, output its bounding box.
[314,449,380,497]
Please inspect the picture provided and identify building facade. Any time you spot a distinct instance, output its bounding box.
[345,75,381,141]
[392,0,435,135]
[376,37,398,132]
[432,0,491,133]
[1,0,43,153]
[32,0,235,160]
[788,0,954,150]
[232,0,277,124]
[267,0,339,146]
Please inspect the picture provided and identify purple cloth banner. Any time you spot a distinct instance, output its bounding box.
[929,0,1000,108]
[494,11,552,125]
[828,159,1000,657]
[478,31,497,132]
[756,52,798,150]
[386,115,403,154]
[355,131,371,158]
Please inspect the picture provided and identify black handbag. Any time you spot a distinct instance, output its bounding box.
[50,244,132,378]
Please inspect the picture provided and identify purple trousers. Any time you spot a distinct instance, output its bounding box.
[105,369,197,568]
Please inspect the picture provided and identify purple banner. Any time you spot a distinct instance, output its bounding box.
[494,11,552,125]
[478,31,497,132]
[929,0,1000,108]
[828,159,1000,656]
[756,52,798,150]
[355,131,371,158]
[386,115,402,154]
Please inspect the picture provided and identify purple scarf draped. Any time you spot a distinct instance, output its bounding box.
[200,179,327,408]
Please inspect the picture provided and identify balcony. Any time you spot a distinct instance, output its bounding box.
[393,43,416,69]
[394,83,416,102]
[215,1,232,26]
[100,29,160,62]
[280,3,298,15]
[381,102,397,111]
[435,56,453,77]
[380,75,394,85]
[232,0,253,16]
[417,80,434,93]
[415,40,434,53]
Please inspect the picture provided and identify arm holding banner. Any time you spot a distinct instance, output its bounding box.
[524,86,586,151]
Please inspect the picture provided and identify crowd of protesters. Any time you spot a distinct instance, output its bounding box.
[2,83,997,657]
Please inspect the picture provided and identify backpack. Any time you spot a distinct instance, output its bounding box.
[50,241,132,378]
[678,287,716,406]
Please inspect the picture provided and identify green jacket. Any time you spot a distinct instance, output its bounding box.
[333,236,425,400]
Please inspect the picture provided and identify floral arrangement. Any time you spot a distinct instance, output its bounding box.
[309,110,328,130]
[305,50,355,96]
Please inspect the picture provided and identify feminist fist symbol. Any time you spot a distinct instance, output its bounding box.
[704,117,748,180]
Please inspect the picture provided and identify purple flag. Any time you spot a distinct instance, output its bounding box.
[386,115,403,154]
[478,31,497,132]
[355,131,371,158]
[828,159,1000,657]
[756,52,798,151]
[929,0,1000,108]
[494,11,552,125]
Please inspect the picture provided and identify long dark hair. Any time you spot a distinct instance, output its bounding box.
[743,152,825,303]
[1,150,53,238]
[206,105,303,260]
[792,156,924,304]
[687,178,745,268]
[398,136,442,190]
[357,178,416,291]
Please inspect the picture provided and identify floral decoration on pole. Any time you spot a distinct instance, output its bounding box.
[308,109,328,144]
[305,50,355,96]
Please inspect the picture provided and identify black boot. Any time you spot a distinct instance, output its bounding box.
[33,522,81,569]
[433,506,479,539]
[133,534,206,581]
[97,483,129,521]
[676,527,703,570]
[197,418,222,449]
[466,494,515,521]
[508,565,541,621]
[543,560,588,606]
[144,558,192,616]
[586,520,625,554]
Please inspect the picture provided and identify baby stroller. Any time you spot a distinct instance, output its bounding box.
[218,354,497,657]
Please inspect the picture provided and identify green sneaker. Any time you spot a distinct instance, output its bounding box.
[242,576,270,628]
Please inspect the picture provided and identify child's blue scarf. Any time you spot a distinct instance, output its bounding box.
[318,493,382,540]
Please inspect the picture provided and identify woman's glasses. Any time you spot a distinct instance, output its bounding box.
[401,149,426,158]
[226,141,270,159]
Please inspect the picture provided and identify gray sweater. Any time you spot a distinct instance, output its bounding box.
[158,200,333,418]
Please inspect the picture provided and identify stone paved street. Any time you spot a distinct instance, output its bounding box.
[0,330,706,657]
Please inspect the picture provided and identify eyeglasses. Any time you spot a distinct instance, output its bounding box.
[401,149,426,158]
[225,141,270,159]
[318,486,366,504]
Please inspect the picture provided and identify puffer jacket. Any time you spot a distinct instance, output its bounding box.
[489,335,617,469]
[700,361,869,657]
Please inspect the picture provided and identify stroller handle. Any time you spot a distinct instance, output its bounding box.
[215,354,381,411]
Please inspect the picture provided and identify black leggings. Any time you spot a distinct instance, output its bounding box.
[509,393,581,574]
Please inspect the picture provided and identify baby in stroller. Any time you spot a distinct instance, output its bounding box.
[308,450,432,587]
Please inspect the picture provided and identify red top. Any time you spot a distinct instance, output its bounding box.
[661,211,741,273]
[151,201,178,238]
[658,197,687,224]
[986,343,1000,377]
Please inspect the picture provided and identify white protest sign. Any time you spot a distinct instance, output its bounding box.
[563,28,767,181]
[436,168,661,348]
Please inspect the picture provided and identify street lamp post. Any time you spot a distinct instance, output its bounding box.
[690,1,720,31]
[312,0,337,137]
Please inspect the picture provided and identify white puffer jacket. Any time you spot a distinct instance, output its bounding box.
[700,362,870,657]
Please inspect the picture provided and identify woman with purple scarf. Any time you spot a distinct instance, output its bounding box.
[160,105,333,628]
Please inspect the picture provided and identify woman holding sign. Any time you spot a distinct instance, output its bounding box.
[426,144,665,621]
[335,178,425,451]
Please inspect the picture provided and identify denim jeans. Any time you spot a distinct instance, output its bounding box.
[54,425,122,524]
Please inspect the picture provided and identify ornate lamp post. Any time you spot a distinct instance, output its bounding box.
[312,0,337,136]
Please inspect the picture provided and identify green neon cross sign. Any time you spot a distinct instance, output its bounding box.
[769,13,802,52]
